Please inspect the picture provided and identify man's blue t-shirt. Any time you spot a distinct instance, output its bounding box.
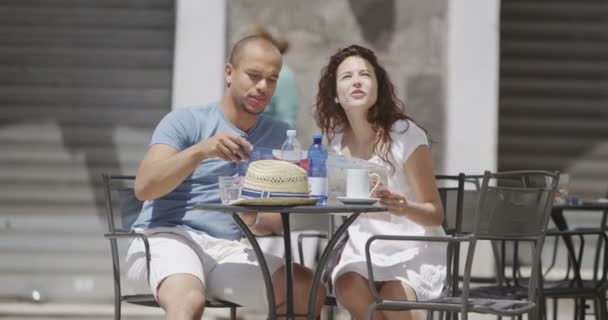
[131,102,290,240]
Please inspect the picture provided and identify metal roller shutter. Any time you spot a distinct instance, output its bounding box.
[0,0,174,303]
[499,0,608,197]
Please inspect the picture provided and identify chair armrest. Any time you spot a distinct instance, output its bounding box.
[546,228,607,236]
[104,230,147,239]
[364,234,475,301]
[298,233,328,240]
[104,230,151,283]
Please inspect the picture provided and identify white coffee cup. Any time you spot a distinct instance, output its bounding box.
[346,168,381,198]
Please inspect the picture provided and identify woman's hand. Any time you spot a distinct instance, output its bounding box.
[373,187,409,215]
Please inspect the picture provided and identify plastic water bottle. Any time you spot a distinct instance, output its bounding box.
[307,133,328,205]
[280,129,302,166]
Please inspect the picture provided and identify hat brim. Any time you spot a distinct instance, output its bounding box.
[229,197,319,206]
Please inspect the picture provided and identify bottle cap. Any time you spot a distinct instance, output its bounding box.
[313,133,322,143]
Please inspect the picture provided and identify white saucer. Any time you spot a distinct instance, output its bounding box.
[337,196,379,205]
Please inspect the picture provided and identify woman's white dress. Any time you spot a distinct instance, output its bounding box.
[330,119,447,301]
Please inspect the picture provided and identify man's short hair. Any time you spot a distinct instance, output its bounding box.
[228,36,280,67]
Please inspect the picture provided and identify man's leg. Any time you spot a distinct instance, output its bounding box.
[126,232,208,320]
[157,274,206,320]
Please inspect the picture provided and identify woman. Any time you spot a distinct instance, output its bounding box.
[314,45,446,320]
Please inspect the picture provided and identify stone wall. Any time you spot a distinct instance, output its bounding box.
[227,0,447,170]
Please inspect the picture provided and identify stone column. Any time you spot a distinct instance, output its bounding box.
[227,0,447,171]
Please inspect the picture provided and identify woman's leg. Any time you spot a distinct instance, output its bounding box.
[334,272,384,320]
[379,281,425,320]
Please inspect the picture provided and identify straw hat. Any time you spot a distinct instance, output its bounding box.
[230,160,319,206]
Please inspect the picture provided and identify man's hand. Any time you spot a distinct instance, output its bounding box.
[198,132,253,162]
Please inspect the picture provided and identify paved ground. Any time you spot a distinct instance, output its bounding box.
[0,298,589,320]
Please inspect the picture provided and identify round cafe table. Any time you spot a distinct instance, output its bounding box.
[193,203,386,320]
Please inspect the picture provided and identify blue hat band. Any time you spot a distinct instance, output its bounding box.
[240,187,309,199]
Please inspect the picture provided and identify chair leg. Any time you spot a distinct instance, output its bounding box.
[229,306,237,320]
[576,298,586,320]
[436,311,444,320]
[552,298,558,320]
[593,296,600,320]
[114,298,121,320]
[596,293,607,320]
[366,303,379,320]
[582,298,589,320]
[534,293,548,320]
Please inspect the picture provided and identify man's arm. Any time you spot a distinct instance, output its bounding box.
[134,133,253,200]
[240,212,283,236]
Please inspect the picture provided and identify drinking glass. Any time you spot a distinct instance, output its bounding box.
[219,176,243,204]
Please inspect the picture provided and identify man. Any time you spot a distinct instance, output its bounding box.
[126,36,325,320]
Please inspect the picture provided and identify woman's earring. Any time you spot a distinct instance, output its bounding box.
[334,97,339,104]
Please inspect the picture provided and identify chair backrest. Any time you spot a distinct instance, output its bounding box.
[436,173,484,296]
[102,174,145,299]
[103,175,141,233]
[102,174,241,318]
[436,174,484,235]
[462,170,559,302]
[473,171,558,240]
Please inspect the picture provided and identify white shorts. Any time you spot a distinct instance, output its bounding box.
[124,227,284,308]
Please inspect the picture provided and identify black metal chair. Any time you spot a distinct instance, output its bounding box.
[469,223,608,320]
[435,173,486,319]
[363,170,559,320]
[539,227,608,320]
[436,174,488,285]
[464,176,608,320]
[532,188,608,320]
[102,174,240,320]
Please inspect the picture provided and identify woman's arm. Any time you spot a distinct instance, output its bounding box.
[374,145,444,226]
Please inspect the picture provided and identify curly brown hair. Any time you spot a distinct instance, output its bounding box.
[314,44,422,173]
